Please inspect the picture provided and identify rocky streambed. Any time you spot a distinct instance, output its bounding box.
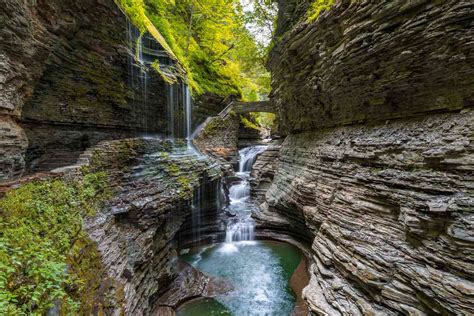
[173,145,310,315]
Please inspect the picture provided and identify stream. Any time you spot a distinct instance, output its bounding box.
[177,146,303,315]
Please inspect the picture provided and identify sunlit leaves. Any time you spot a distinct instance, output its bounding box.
[0,172,109,314]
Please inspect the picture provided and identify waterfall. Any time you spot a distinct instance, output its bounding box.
[223,145,268,245]
[165,82,194,149]
[225,220,255,243]
[239,145,268,173]
[184,84,193,149]
[192,185,202,243]
[167,85,175,139]
[126,18,148,133]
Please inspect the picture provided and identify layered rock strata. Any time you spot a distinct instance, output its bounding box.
[0,0,187,179]
[261,111,473,314]
[262,0,474,314]
[79,138,222,314]
[194,114,240,163]
[250,140,283,204]
[269,0,474,134]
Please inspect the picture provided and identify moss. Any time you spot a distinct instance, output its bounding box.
[0,172,110,314]
[240,115,261,131]
[167,163,180,176]
[177,176,193,199]
[307,0,335,22]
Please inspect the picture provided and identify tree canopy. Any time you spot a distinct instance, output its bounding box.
[118,0,274,100]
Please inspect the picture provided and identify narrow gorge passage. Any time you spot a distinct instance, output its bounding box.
[1,0,472,315]
[178,146,304,315]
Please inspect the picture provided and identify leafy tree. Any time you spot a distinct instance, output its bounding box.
[118,0,273,100]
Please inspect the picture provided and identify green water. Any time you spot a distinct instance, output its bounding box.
[178,240,302,316]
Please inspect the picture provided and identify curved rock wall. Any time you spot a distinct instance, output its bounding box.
[264,0,474,314]
[81,138,222,314]
[264,111,473,314]
[269,0,473,134]
[0,0,175,179]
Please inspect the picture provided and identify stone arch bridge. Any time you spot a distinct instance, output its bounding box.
[218,100,274,118]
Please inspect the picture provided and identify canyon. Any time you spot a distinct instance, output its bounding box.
[0,0,473,315]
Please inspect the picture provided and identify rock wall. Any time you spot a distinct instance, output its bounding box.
[262,111,473,314]
[268,0,474,134]
[250,141,282,204]
[81,138,222,314]
[0,0,178,180]
[263,0,474,314]
[194,113,240,163]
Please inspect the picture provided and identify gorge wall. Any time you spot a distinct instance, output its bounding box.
[260,0,474,314]
[82,138,222,314]
[1,0,221,180]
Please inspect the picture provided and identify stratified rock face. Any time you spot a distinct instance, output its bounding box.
[0,0,170,179]
[264,111,473,315]
[269,0,474,134]
[264,0,474,314]
[0,117,27,180]
[83,138,222,315]
[194,114,240,162]
[250,141,282,204]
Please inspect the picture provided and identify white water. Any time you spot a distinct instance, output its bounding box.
[184,84,193,149]
[223,145,267,246]
[192,185,202,242]
[126,19,148,132]
[238,145,268,173]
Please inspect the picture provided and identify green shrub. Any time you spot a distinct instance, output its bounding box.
[0,172,110,314]
[307,0,335,22]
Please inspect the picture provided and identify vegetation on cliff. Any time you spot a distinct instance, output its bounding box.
[307,0,335,21]
[117,0,271,100]
[0,173,110,314]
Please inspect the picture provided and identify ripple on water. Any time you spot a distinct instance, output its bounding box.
[178,240,301,316]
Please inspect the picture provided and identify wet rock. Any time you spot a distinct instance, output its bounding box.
[250,140,283,204]
[259,111,474,315]
[265,1,474,314]
[194,114,240,165]
[82,138,223,314]
[268,0,474,134]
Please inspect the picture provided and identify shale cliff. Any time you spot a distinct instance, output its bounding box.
[1,0,220,180]
[82,139,222,314]
[259,0,474,314]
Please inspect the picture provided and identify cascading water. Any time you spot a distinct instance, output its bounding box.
[192,185,202,242]
[223,145,268,246]
[166,82,195,152]
[126,18,148,133]
[239,145,268,173]
[184,84,193,149]
[179,145,303,316]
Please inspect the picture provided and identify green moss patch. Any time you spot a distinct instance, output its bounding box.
[0,172,111,314]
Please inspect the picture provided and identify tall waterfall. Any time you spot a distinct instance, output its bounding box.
[192,185,202,242]
[184,84,193,149]
[238,146,268,173]
[224,145,267,245]
[126,18,148,132]
[166,82,194,151]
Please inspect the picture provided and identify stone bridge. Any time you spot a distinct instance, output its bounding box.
[218,100,274,118]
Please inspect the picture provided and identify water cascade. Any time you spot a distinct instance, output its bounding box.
[192,184,202,243]
[126,18,148,133]
[179,145,304,315]
[224,145,268,244]
[184,84,193,149]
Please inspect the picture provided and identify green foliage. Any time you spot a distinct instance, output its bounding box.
[307,0,335,21]
[0,172,110,314]
[117,0,271,99]
[250,112,276,129]
[241,115,261,131]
